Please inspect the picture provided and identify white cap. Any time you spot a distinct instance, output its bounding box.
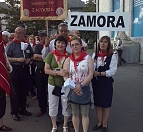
[2,31,10,36]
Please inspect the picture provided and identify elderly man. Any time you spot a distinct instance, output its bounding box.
[2,31,9,47]
[2,31,10,46]
[6,27,33,121]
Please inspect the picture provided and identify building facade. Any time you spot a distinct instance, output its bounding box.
[97,0,143,63]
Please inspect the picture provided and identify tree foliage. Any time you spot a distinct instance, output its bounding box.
[0,0,62,35]
[83,0,96,12]
[80,0,96,43]
[0,0,97,39]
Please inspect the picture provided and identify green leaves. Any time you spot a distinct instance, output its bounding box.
[0,0,45,35]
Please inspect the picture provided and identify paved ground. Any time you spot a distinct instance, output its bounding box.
[3,63,143,132]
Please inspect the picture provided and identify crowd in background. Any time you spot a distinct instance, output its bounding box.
[0,23,119,132]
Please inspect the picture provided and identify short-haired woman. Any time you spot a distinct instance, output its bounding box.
[44,35,71,132]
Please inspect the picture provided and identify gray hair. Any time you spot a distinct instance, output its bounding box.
[58,23,68,29]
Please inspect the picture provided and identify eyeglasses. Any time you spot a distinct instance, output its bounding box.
[70,43,80,48]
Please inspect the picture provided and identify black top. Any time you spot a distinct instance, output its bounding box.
[92,54,114,107]
[96,54,113,81]
[34,43,45,70]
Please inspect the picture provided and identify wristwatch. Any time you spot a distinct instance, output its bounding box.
[80,83,83,88]
[54,70,57,75]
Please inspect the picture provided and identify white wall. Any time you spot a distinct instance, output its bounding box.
[97,0,143,63]
[98,0,133,38]
[0,14,7,31]
[131,37,143,63]
[98,0,112,37]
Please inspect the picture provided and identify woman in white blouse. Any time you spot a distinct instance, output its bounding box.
[63,36,94,132]
[91,36,117,132]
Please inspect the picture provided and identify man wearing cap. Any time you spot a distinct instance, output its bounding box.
[2,31,10,46]
[33,31,49,117]
[6,27,33,121]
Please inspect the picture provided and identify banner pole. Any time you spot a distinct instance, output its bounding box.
[95,0,99,56]
[46,20,49,36]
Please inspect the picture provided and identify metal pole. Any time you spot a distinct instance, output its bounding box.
[95,0,99,56]
[46,20,49,36]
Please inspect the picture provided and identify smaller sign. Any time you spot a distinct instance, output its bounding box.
[20,0,67,21]
[68,12,130,31]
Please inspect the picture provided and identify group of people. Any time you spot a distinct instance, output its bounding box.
[0,22,118,132]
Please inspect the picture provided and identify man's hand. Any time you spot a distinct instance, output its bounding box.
[44,37,51,47]
[33,54,39,60]
[6,63,10,71]
[25,59,30,64]
[17,58,25,62]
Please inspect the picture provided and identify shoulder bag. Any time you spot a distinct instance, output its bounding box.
[52,76,63,97]
[68,85,91,105]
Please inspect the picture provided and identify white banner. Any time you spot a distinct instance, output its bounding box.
[68,12,130,31]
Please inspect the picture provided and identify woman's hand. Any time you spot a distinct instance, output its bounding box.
[57,70,68,77]
[93,71,99,77]
[44,37,51,47]
[73,84,82,96]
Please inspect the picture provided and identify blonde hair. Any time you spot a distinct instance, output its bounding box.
[70,35,82,44]
[28,35,35,41]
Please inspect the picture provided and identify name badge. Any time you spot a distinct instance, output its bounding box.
[26,50,30,53]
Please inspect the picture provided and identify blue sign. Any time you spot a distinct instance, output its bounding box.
[132,0,143,37]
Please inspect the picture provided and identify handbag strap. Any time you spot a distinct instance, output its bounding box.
[68,57,71,78]
[51,53,66,86]
[49,53,56,86]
